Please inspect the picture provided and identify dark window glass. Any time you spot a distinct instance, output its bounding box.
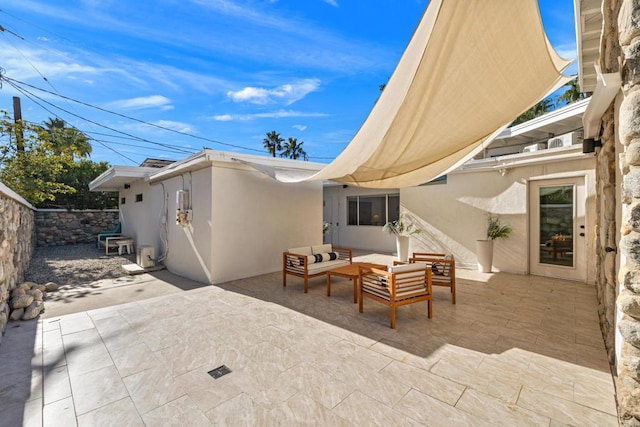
[388,194,400,223]
[120,197,126,205]
[347,194,399,226]
[359,196,386,225]
[348,197,358,225]
[135,194,143,202]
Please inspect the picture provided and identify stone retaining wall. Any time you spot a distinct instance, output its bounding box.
[35,209,119,247]
[0,184,35,341]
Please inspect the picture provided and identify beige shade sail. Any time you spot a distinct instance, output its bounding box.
[302,0,572,188]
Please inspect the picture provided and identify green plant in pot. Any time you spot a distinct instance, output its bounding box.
[383,213,422,261]
[477,214,512,272]
[487,215,512,240]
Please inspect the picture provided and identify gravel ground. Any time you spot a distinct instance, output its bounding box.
[24,243,136,287]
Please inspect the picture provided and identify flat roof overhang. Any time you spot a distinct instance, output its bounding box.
[89,166,157,192]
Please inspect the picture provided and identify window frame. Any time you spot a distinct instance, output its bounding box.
[347,193,399,227]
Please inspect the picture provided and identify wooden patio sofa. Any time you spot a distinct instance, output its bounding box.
[283,244,352,293]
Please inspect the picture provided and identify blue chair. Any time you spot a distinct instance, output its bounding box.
[97,222,122,247]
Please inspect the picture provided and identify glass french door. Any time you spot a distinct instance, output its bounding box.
[529,177,586,282]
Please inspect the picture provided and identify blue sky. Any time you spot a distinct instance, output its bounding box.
[0,0,577,166]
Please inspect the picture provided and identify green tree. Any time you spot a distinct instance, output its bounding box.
[556,77,585,106]
[44,159,118,209]
[0,113,114,208]
[41,117,92,159]
[0,115,75,205]
[511,98,554,126]
[263,130,284,158]
[280,137,308,161]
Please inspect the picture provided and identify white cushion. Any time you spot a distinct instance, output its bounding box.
[307,259,349,273]
[288,246,313,256]
[311,244,332,254]
[388,262,428,273]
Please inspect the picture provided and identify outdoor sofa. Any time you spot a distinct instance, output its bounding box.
[283,244,352,293]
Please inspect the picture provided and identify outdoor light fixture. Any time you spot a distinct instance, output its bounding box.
[583,138,596,153]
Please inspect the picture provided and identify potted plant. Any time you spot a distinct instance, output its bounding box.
[322,222,331,243]
[476,214,512,272]
[383,213,422,261]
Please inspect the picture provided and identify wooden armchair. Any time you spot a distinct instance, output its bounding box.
[409,253,456,304]
[358,263,432,329]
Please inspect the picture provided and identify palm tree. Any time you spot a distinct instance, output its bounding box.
[263,130,284,158]
[280,137,308,161]
[511,98,555,126]
[557,77,585,106]
[42,118,92,159]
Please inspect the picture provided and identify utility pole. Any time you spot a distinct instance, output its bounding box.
[12,96,24,152]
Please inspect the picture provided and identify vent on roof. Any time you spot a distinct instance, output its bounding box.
[522,143,546,153]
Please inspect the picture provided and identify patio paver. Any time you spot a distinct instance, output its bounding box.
[0,254,618,426]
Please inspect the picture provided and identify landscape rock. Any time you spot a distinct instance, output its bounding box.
[9,308,24,321]
[21,281,38,288]
[10,288,26,297]
[26,289,43,302]
[44,282,59,292]
[22,301,44,321]
[31,284,46,292]
[10,294,34,309]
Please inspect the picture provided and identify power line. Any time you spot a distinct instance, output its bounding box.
[87,136,197,156]
[20,117,198,155]
[5,79,196,157]
[0,9,75,44]
[92,139,138,164]
[0,22,24,39]
[18,119,197,156]
[2,76,265,154]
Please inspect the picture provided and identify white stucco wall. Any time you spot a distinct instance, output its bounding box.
[160,168,214,285]
[324,157,597,283]
[401,157,597,281]
[322,185,399,252]
[210,163,322,284]
[117,162,322,285]
[118,179,165,253]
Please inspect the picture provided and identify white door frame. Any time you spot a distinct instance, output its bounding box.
[529,176,587,282]
[323,195,341,245]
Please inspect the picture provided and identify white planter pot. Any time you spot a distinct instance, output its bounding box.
[476,240,494,273]
[396,235,410,262]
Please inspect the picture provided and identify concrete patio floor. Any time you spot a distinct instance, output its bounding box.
[0,252,617,426]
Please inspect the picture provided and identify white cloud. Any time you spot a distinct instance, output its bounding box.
[152,120,194,133]
[107,95,173,110]
[106,95,173,111]
[227,79,320,105]
[0,41,101,81]
[322,0,339,6]
[213,109,328,121]
[119,119,196,135]
[292,124,307,131]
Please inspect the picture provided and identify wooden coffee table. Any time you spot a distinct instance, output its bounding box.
[326,262,387,303]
